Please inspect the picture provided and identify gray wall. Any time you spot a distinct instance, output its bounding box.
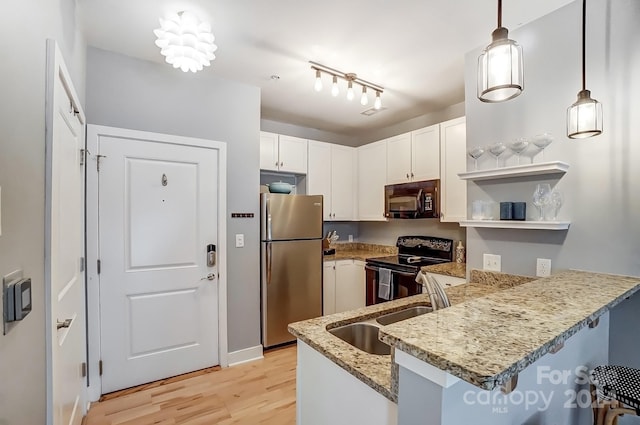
[359,220,465,248]
[85,48,261,353]
[463,0,639,370]
[0,1,86,424]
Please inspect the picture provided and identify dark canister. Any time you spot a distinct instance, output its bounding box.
[513,202,526,220]
[499,202,513,220]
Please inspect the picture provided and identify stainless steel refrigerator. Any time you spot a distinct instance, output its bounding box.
[260,193,323,348]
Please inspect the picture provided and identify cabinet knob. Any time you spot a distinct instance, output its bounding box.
[411,172,414,178]
[280,162,283,167]
[275,161,278,166]
[406,173,409,179]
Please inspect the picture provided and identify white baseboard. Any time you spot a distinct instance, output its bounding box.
[227,345,264,367]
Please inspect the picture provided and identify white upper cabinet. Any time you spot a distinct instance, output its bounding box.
[386,125,439,184]
[411,124,440,181]
[357,140,387,221]
[439,117,467,222]
[307,141,333,220]
[259,131,279,171]
[260,131,308,174]
[386,133,412,184]
[307,140,356,221]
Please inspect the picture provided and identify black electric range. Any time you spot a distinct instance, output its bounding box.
[365,236,454,305]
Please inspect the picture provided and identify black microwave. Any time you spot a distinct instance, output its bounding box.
[384,179,440,219]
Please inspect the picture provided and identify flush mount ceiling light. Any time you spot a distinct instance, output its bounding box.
[310,61,384,110]
[154,11,217,73]
[567,0,603,139]
[477,0,524,102]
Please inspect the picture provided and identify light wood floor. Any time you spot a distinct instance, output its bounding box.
[85,344,297,425]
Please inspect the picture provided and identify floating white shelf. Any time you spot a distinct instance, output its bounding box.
[459,220,571,230]
[458,161,570,181]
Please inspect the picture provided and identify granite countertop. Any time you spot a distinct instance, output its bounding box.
[421,262,466,279]
[323,242,396,262]
[379,270,640,391]
[288,272,520,401]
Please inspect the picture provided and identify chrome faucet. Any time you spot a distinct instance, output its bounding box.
[416,271,451,310]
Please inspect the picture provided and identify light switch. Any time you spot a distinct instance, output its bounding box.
[235,234,244,248]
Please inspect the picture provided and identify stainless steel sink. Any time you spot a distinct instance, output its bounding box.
[376,306,433,326]
[329,323,391,355]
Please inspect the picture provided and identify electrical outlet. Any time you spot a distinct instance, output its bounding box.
[235,234,244,248]
[483,254,501,272]
[536,258,551,277]
[348,235,353,242]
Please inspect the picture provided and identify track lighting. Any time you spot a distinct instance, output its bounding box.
[309,61,384,109]
[477,0,524,102]
[567,0,602,138]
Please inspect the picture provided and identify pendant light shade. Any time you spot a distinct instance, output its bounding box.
[477,0,524,103]
[567,90,602,138]
[567,0,602,139]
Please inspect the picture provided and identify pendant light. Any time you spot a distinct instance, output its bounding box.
[567,0,602,138]
[477,0,524,102]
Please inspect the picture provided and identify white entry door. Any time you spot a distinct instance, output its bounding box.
[46,41,86,425]
[98,132,221,393]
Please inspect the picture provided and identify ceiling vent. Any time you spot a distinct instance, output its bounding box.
[361,107,387,116]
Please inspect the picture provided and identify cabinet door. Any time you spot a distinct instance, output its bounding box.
[386,133,412,184]
[440,117,467,222]
[335,260,365,313]
[330,145,356,221]
[323,262,336,316]
[357,141,387,221]
[411,124,440,181]
[307,140,333,220]
[278,135,308,174]
[260,131,279,171]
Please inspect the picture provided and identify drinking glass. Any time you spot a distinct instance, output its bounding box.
[532,133,554,162]
[487,142,507,168]
[548,190,563,220]
[509,138,530,165]
[532,183,552,221]
[467,146,485,170]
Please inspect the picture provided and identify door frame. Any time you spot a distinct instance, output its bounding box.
[44,39,87,425]
[85,125,228,401]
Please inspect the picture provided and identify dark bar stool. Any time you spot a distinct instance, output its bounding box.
[591,365,640,425]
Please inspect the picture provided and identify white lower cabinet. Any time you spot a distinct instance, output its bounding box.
[297,340,397,425]
[323,260,365,315]
[323,262,337,316]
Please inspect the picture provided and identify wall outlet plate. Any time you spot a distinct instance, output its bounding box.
[483,254,501,272]
[235,234,244,248]
[536,258,551,277]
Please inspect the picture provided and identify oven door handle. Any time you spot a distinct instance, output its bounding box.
[365,265,416,277]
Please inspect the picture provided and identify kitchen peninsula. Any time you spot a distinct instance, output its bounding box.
[289,270,640,425]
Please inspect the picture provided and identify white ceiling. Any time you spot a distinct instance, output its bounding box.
[79,0,573,137]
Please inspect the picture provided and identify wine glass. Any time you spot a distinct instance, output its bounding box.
[467,146,485,170]
[509,138,530,165]
[532,133,554,162]
[532,183,552,221]
[487,142,507,168]
[548,190,563,220]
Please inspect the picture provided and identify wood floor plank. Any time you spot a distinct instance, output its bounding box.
[85,344,296,425]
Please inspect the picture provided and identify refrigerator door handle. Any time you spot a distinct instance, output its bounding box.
[267,242,272,285]
[265,196,272,241]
